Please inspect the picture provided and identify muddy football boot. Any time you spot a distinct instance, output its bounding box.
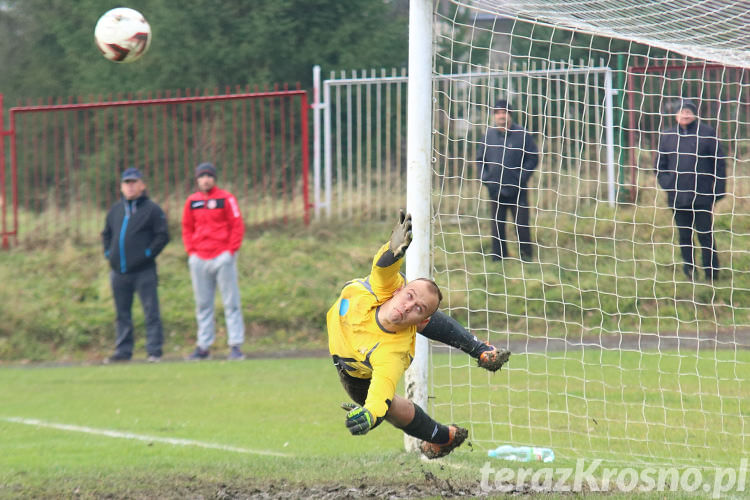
[477,345,510,372]
[420,425,469,459]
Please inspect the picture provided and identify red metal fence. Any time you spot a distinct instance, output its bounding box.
[0,86,310,247]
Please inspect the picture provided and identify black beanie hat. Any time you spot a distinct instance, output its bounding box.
[195,162,217,178]
[494,99,512,112]
[678,99,698,114]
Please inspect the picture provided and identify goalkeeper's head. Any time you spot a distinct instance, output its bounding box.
[379,278,443,330]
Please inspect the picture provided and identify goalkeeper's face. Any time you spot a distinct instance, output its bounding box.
[382,281,440,328]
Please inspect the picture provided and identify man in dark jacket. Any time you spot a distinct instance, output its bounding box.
[476,99,539,261]
[102,167,170,362]
[655,98,726,281]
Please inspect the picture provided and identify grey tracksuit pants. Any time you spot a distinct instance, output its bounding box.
[188,252,245,349]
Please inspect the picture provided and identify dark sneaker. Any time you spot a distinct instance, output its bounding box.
[227,346,245,361]
[477,345,511,372]
[420,425,469,459]
[187,347,210,360]
[147,355,161,363]
[104,352,131,364]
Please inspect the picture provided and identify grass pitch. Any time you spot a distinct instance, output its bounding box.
[0,357,420,498]
[1,353,746,498]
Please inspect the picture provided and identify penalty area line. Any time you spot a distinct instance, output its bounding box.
[1,416,292,458]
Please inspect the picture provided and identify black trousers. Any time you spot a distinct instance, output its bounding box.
[110,266,163,358]
[487,187,533,259]
[673,207,719,275]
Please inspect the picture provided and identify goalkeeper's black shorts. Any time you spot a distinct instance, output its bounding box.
[333,355,370,406]
[332,356,388,431]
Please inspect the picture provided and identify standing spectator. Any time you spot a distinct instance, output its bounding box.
[655,98,726,281]
[182,162,246,360]
[102,167,169,363]
[476,99,539,262]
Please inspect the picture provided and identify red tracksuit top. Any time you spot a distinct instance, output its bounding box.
[182,186,244,259]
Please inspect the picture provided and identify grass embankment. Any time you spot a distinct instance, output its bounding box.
[0,218,391,362]
[1,198,749,362]
[435,200,750,339]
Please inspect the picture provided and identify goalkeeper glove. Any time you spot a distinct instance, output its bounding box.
[389,209,413,260]
[341,402,375,435]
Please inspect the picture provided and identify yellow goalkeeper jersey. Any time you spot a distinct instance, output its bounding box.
[326,242,416,419]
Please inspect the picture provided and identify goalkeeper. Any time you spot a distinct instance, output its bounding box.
[327,210,510,459]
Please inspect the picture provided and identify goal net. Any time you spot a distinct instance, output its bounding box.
[427,0,750,466]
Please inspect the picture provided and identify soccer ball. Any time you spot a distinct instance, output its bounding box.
[94,7,151,63]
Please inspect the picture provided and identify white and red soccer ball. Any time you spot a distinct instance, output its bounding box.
[94,7,151,63]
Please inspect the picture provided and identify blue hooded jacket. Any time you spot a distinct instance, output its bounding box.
[102,193,169,274]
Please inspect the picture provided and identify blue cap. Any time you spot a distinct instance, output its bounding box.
[121,167,143,181]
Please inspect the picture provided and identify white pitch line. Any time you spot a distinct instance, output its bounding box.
[1,416,292,458]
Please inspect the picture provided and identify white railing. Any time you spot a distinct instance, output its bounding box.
[312,63,618,220]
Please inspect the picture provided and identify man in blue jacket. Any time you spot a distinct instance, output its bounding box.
[476,99,539,262]
[102,167,170,362]
[655,99,726,281]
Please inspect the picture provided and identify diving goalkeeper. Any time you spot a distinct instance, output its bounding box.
[327,210,510,459]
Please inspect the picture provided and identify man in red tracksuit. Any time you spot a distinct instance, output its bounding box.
[182,162,246,360]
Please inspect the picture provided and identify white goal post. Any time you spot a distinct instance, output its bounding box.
[406,0,750,467]
[403,0,434,452]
